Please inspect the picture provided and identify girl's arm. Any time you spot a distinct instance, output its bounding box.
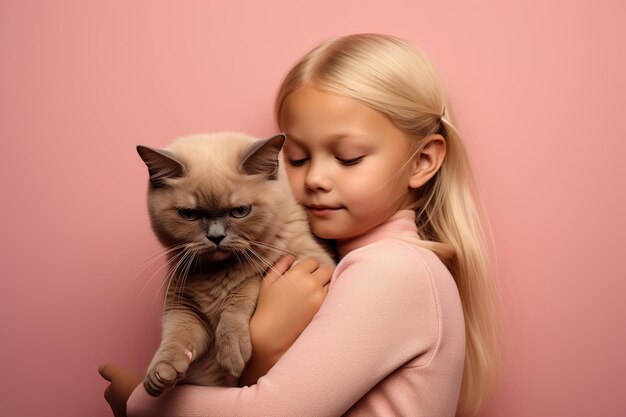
[126,241,441,417]
[101,256,332,415]
[239,256,332,386]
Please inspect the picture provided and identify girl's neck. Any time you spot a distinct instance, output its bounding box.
[335,209,419,259]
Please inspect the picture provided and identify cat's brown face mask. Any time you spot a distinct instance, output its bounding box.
[136,134,286,263]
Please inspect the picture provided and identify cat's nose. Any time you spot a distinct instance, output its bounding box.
[207,234,226,246]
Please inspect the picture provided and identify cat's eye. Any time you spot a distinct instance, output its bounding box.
[230,205,252,218]
[178,208,200,221]
[337,156,365,166]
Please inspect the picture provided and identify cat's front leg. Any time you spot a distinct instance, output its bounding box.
[215,310,253,379]
[144,310,211,396]
[215,282,260,379]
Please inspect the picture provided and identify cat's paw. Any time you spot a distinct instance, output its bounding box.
[216,325,252,378]
[144,348,193,396]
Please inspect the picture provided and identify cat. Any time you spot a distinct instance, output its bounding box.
[136,132,335,396]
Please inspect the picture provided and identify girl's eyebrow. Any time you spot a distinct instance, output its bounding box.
[284,133,304,144]
[286,132,372,145]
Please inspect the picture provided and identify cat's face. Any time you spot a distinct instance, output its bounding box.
[137,133,286,263]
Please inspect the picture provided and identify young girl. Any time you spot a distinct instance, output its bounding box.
[100,33,502,417]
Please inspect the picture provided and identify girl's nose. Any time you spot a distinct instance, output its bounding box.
[304,162,333,192]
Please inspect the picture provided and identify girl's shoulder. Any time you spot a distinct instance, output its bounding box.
[335,237,450,287]
[339,237,443,270]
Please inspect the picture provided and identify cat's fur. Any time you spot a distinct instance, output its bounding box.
[136,132,335,396]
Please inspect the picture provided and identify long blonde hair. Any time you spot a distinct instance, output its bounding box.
[274,33,505,417]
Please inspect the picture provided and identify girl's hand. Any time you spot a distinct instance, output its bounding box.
[240,256,333,386]
[256,256,333,355]
[99,363,144,417]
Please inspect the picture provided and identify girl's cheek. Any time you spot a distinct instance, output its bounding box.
[287,173,305,196]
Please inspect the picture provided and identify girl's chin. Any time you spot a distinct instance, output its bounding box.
[309,225,346,240]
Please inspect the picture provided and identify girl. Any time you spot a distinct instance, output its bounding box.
[100,33,502,417]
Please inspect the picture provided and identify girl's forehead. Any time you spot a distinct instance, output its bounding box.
[284,85,374,122]
[282,86,393,137]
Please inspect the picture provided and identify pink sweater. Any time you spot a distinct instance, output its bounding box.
[128,209,466,417]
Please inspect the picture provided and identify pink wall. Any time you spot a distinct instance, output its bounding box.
[1,1,624,416]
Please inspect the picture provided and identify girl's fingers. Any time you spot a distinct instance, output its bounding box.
[292,257,321,273]
[263,255,296,285]
[263,256,332,287]
[99,363,119,382]
[313,264,334,285]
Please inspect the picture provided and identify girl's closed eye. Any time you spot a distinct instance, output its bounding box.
[286,155,365,166]
[287,156,309,166]
[336,155,365,166]
[283,143,309,166]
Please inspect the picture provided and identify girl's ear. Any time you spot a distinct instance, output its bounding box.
[408,134,446,189]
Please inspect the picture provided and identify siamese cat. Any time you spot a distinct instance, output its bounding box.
[137,132,334,396]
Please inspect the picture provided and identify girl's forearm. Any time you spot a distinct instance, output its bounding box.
[238,344,282,387]
[238,316,285,387]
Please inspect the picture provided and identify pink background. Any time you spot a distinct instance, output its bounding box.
[1,1,624,416]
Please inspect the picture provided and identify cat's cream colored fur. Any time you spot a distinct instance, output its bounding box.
[137,132,334,396]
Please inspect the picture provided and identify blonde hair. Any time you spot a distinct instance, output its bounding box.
[274,33,505,417]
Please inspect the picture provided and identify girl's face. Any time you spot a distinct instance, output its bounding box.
[280,84,417,241]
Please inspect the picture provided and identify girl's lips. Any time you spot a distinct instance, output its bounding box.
[306,206,342,216]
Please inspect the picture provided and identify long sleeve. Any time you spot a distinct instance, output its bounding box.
[128,239,447,417]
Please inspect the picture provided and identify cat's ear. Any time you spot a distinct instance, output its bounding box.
[240,134,286,180]
[136,145,186,187]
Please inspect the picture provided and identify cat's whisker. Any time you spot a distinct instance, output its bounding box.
[171,253,187,309]
[139,247,189,299]
[249,240,295,257]
[242,248,271,281]
[173,247,198,306]
[125,244,189,293]
[176,249,197,310]
[153,266,176,313]
[132,243,189,277]
[246,247,274,271]
[246,247,288,282]
[165,243,206,311]
[166,252,189,311]
[156,248,192,313]
[245,248,295,294]
[240,248,264,277]
[251,249,314,296]
[233,250,246,268]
